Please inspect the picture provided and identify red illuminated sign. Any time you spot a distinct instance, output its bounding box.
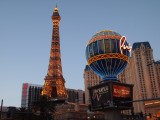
[113,84,131,98]
[23,83,28,89]
[23,83,28,97]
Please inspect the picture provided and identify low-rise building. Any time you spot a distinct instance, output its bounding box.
[21,83,85,109]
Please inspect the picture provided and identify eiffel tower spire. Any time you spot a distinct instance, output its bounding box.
[42,6,67,100]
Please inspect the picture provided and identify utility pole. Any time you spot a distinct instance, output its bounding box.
[0,99,3,120]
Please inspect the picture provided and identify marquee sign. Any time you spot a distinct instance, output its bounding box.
[89,83,111,111]
[92,85,109,102]
[113,84,131,98]
[89,81,133,111]
[112,83,133,109]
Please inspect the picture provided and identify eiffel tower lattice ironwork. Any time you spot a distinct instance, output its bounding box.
[42,6,67,100]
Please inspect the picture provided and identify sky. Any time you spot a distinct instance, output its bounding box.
[0,0,160,107]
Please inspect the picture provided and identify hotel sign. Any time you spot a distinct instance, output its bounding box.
[92,85,109,101]
[89,81,133,111]
[113,84,131,98]
[89,83,111,111]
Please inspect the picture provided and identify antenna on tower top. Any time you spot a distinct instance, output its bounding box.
[54,3,58,12]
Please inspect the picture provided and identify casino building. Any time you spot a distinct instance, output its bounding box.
[83,65,102,105]
[67,88,85,104]
[21,83,43,109]
[155,60,160,91]
[21,83,85,109]
[119,42,160,114]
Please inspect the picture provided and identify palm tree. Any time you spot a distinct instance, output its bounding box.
[32,95,55,120]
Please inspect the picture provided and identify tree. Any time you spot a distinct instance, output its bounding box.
[32,95,55,120]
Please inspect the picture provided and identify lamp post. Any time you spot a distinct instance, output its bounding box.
[0,99,3,120]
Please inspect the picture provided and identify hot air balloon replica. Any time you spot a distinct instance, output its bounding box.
[86,30,133,115]
[86,30,131,81]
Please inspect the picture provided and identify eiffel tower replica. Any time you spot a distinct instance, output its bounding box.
[42,6,67,102]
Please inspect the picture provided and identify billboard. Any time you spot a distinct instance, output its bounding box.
[89,81,133,111]
[113,84,131,98]
[89,83,111,110]
[112,83,133,109]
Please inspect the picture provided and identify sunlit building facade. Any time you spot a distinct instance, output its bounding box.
[83,65,102,105]
[119,42,160,113]
[155,60,160,91]
[118,70,127,83]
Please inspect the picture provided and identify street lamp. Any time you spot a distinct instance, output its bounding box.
[0,99,3,120]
